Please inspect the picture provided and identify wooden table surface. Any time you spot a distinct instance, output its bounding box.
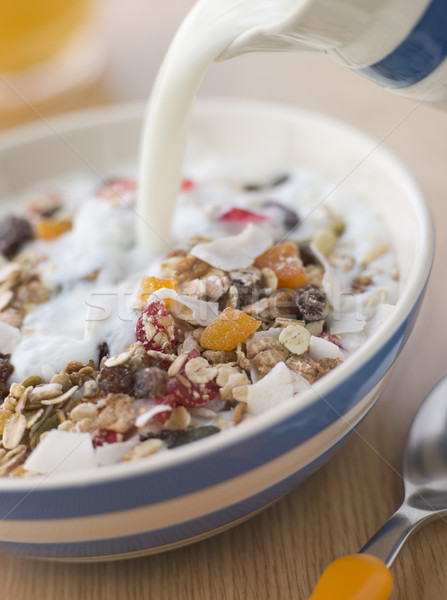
[1,1,447,598]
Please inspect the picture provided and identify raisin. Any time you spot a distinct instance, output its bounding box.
[98,365,135,394]
[242,173,289,192]
[262,201,300,231]
[170,426,220,448]
[297,243,318,266]
[232,281,265,308]
[0,215,34,258]
[134,367,168,398]
[0,357,14,401]
[97,342,109,367]
[295,284,329,322]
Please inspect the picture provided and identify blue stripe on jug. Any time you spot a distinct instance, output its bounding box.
[361,0,447,88]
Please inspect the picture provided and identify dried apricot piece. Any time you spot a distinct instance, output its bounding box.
[35,219,72,240]
[138,276,178,306]
[255,242,307,289]
[201,308,261,351]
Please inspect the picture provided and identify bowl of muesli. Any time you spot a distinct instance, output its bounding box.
[0,99,433,560]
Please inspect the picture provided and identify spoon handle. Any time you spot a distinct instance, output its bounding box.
[360,503,432,567]
[308,554,392,600]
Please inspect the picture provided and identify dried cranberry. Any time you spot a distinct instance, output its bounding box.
[297,243,318,266]
[296,284,328,322]
[134,367,168,398]
[151,395,177,424]
[261,201,300,231]
[166,350,220,408]
[181,178,195,192]
[218,208,267,225]
[96,177,138,201]
[136,299,177,353]
[97,365,135,394]
[319,332,344,350]
[0,215,34,259]
[92,429,120,448]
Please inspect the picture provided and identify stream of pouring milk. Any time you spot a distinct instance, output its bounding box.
[137,0,297,257]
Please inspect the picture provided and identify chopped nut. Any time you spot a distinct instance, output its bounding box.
[306,320,325,337]
[361,243,389,267]
[167,405,191,430]
[241,297,270,317]
[82,379,100,398]
[311,226,338,256]
[50,370,72,392]
[352,275,374,293]
[236,343,251,372]
[279,324,311,355]
[233,401,247,424]
[70,402,98,422]
[304,264,324,287]
[160,253,209,283]
[202,350,237,365]
[125,438,165,460]
[260,267,278,291]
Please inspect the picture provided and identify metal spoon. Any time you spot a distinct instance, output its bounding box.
[310,375,447,600]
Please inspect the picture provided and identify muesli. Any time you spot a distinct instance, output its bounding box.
[0,166,398,476]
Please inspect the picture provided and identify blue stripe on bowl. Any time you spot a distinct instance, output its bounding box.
[0,428,355,559]
[360,0,447,88]
[0,295,423,524]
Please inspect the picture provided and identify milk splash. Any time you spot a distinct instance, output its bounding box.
[137,0,298,257]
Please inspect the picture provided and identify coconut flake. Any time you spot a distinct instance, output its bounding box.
[190,224,273,270]
[309,335,344,361]
[134,404,173,428]
[245,362,295,415]
[152,288,218,326]
[309,243,339,307]
[24,430,97,475]
[0,322,21,354]
[329,312,366,335]
[95,435,139,466]
[364,303,395,337]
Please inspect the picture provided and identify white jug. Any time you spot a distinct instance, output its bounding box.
[218,0,447,104]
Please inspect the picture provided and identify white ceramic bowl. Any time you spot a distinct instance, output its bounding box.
[0,99,434,561]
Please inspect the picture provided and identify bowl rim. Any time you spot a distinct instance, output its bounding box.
[0,98,435,491]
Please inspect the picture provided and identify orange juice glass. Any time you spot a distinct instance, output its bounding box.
[0,0,104,114]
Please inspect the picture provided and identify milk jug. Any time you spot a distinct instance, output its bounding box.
[219,0,447,104]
